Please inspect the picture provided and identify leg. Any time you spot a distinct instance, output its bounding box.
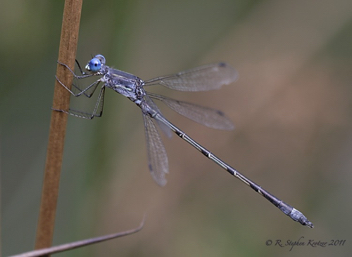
[56,60,101,97]
[55,75,101,98]
[52,86,106,119]
[57,60,94,79]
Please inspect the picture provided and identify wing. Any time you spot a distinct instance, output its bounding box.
[143,113,169,186]
[144,63,238,91]
[148,93,234,130]
[144,94,172,138]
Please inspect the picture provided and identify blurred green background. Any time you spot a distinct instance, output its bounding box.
[2,0,352,256]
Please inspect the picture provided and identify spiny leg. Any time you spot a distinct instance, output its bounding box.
[53,86,106,120]
[56,60,101,97]
[55,75,101,97]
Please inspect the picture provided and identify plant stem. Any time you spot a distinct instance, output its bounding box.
[35,0,83,252]
[12,217,145,257]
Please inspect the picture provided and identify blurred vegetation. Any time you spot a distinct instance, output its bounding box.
[1,0,352,256]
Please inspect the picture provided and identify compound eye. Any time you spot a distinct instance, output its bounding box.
[86,58,102,72]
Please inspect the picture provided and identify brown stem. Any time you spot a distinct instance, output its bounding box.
[35,0,83,252]
[12,217,145,257]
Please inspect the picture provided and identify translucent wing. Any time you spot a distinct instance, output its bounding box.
[144,95,172,138]
[144,63,238,91]
[143,112,169,187]
[148,93,234,130]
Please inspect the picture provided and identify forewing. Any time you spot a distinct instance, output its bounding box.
[144,63,238,91]
[143,113,169,186]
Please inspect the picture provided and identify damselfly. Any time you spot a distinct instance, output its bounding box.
[53,55,313,228]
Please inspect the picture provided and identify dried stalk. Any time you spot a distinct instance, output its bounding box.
[35,0,83,252]
[12,218,144,257]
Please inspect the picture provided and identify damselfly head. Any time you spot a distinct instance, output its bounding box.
[85,54,106,73]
